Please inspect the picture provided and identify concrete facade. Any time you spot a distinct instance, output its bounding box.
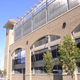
[3,0,80,80]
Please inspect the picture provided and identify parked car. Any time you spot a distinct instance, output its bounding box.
[52,70,61,74]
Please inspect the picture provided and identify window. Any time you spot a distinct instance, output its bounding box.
[14,69,22,74]
[34,48,47,61]
[74,26,80,33]
[35,54,39,61]
[15,48,22,54]
[52,65,62,74]
[39,53,43,60]
[33,66,46,74]
[51,46,57,58]
[34,37,48,47]
[50,35,60,42]
[38,67,44,73]
[56,45,60,56]
[75,38,80,48]
[77,62,80,73]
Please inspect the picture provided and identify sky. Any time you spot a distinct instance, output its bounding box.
[0,0,38,70]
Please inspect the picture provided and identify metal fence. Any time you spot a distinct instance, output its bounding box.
[14,0,80,42]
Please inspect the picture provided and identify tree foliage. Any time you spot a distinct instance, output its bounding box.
[0,70,2,74]
[3,69,7,76]
[58,34,80,75]
[43,50,54,75]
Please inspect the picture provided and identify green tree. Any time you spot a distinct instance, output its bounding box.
[43,50,54,75]
[58,34,80,80]
[3,69,7,77]
[0,70,2,74]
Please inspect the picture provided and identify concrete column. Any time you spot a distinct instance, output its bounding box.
[74,69,78,80]
[22,68,23,74]
[33,67,35,74]
[10,54,12,80]
[48,35,51,50]
[32,51,35,74]
[25,48,31,80]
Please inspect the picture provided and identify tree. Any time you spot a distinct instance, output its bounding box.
[43,50,54,75]
[3,69,7,77]
[0,70,2,74]
[58,34,80,80]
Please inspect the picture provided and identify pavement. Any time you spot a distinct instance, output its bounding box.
[0,78,3,80]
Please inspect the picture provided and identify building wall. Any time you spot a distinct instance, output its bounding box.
[12,74,24,80]
[4,29,14,80]
[10,5,80,53]
[5,5,80,80]
[32,74,62,80]
[77,74,80,80]
[63,75,75,80]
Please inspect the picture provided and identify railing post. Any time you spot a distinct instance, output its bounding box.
[46,0,48,22]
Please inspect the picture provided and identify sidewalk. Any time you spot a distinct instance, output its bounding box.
[0,78,3,80]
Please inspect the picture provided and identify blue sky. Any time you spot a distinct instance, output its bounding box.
[0,0,38,70]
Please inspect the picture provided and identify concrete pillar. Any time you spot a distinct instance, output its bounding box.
[25,48,31,80]
[10,54,12,80]
[48,35,51,50]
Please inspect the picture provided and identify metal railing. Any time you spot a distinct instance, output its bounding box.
[14,0,80,42]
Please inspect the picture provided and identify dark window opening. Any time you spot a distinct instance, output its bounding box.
[34,49,47,61]
[35,54,39,61]
[39,53,43,60]
[57,45,60,56]
[51,46,57,58]
[52,50,56,58]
